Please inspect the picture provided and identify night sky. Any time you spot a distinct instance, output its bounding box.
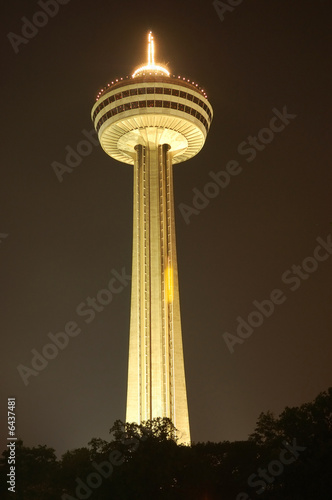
[1,0,331,457]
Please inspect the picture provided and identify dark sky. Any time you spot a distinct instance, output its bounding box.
[1,0,331,457]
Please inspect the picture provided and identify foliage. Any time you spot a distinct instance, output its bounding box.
[0,389,331,499]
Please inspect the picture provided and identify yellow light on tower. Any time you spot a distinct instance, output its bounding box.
[166,258,174,304]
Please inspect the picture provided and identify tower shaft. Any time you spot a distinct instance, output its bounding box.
[126,143,190,443]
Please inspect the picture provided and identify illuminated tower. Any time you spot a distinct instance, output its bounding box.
[91,32,213,444]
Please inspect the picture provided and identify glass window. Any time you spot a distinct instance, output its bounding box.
[124,103,131,110]
[110,95,115,103]
[156,87,163,94]
[122,90,129,98]
[163,101,170,108]
[130,88,138,96]
[180,91,186,98]
[164,88,171,94]
[139,101,146,107]
[117,105,123,112]
[155,100,163,107]
[147,100,154,107]
[172,89,179,96]
[115,92,122,100]
[171,102,177,109]
[187,93,193,101]
[185,106,191,113]
[131,102,138,108]
[147,87,154,94]
[138,88,146,95]
[193,97,199,104]
[190,108,196,116]
[178,103,184,111]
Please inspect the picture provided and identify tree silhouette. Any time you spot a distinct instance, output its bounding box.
[1,389,331,499]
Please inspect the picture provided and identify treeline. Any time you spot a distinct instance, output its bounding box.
[1,388,331,499]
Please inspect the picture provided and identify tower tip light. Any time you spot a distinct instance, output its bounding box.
[132,31,170,78]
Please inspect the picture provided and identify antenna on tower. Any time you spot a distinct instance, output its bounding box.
[148,31,155,66]
[132,31,170,78]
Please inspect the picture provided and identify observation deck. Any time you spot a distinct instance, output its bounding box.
[91,33,213,165]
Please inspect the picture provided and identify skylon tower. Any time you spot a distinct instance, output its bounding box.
[91,32,213,444]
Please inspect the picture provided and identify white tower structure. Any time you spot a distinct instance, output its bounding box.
[91,32,213,444]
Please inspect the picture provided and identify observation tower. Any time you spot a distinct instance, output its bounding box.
[91,32,213,444]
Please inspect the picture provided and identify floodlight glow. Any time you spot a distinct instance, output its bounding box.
[166,261,174,304]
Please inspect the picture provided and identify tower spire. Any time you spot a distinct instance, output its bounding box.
[148,31,155,66]
[132,31,170,78]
